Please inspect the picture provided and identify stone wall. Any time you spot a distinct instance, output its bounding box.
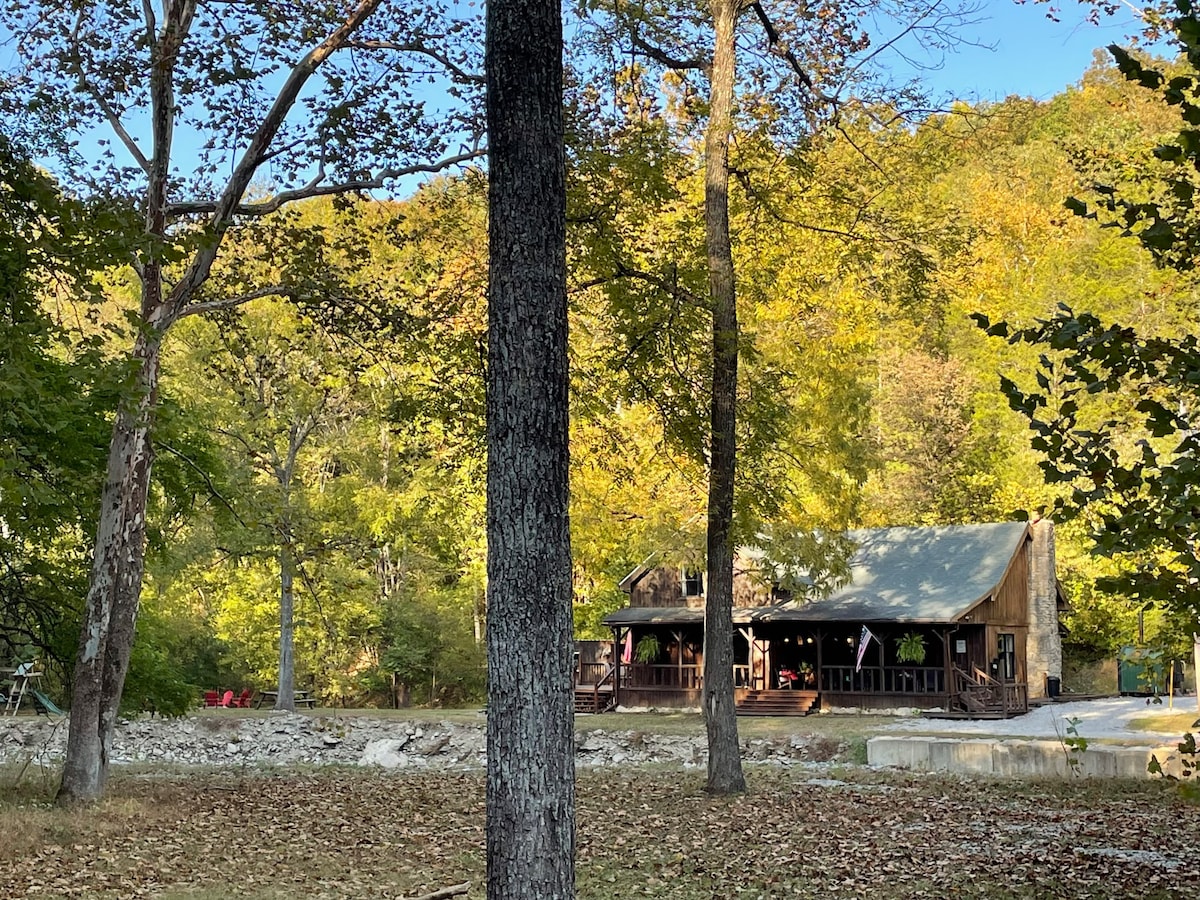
[1025,518,1063,699]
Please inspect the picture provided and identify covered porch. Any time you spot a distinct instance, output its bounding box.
[594,611,1028,717]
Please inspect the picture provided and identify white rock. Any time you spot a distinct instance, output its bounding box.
[360,739,414,768]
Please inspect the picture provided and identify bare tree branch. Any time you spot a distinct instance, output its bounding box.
[834,122,887,175]
[65,9,152,175]
[615,260,707,307]
[630,31,711,73]
[749,3,836,105]
[344,39,483,84]
[835,0,952,91]
[162,0,385,320]
[165,149,484,218]
[177,284,296,319]
[403,884,471,900]
[156,441,248,529]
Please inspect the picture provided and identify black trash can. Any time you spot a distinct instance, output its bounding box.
[1046,676,1061,698]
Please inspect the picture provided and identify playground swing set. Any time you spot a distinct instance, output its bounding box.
[1,662,65,717]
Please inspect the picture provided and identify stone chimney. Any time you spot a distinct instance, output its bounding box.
[1025,518,1063,699]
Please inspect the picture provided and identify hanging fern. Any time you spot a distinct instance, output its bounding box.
[633,634,661,664]
[896,632,926,665]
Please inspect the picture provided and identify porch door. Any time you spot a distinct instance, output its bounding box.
[998,633,1016,681]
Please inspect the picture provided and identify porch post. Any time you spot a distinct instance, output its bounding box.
[611,626,623,707]
[672,630,684,688]
[815,629,824,692]
[941,629,952,707]
[738,627,755,690]
[877,628,885,693]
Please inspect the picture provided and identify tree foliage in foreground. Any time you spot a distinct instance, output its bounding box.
[0,138,115,679]
[976,2,1200,636]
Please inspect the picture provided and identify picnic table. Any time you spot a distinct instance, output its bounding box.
[255,689,316,709]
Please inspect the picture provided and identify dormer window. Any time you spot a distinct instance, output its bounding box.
[682,569,705,598]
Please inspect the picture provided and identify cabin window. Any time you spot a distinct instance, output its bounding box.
[682,569,704,598]
[997,633,1016,680]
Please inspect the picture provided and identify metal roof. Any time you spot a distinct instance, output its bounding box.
[602,607,705,626]
[604,522,1031,627]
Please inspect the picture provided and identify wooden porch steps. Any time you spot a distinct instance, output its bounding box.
[736,689,819,717]
[574,686,614,714]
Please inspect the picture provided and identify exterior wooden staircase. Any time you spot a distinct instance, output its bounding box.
[573,686,614,714]
[574,663,616,714]
[735,689,819,717]
[931,666,1027,719]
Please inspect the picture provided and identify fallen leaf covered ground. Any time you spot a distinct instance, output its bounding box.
[1,766,1197,898]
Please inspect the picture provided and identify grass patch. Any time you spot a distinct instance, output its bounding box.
[1128,711,1200,735]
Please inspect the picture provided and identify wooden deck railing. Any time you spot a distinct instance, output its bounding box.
[820,665,946,695]
[620,663,702,690]
[577,662,610,686]
[952,666,1027,715]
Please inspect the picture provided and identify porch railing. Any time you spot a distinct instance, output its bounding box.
[577,661,611,686]
[952,666,1028,715]
[620,663,701,690]
[820,665,946,695]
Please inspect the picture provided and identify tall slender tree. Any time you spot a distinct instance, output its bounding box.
[701,0,747,796]
[578,0,972,795]
[0,0,482,804]
[485,0,575,895]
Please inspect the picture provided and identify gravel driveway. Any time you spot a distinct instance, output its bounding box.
[886,695,1200,741]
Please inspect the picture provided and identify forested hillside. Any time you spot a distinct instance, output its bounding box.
[4,53,1196,710]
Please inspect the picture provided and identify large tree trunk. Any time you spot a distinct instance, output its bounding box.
[701,0,747,797]
[275,541,297,711]
[58,334,161,805]
[484,0,574,894]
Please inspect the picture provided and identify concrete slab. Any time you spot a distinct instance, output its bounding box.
[868,734,1182,779]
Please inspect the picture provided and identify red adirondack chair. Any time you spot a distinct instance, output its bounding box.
[234,689,253,708]
[202,690,220,708]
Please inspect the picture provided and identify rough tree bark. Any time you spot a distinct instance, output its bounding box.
[701,0,748,797]
[484,0,575,894]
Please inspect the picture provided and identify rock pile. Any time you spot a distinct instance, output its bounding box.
[0,714,846,771]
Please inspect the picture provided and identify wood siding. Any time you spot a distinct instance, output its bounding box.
[959,539,1031,629]
[629,556,774,609]
[630,567,690,608]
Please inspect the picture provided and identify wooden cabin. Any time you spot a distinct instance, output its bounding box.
[590,521,1065,718]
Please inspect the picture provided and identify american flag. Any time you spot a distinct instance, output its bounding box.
[854,625,876,673]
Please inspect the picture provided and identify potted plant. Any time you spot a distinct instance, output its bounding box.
[896,632,926,665]
[798,661,815,687]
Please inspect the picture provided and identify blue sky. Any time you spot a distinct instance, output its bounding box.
[2,2,1160,189]
[907,2,1154,102]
